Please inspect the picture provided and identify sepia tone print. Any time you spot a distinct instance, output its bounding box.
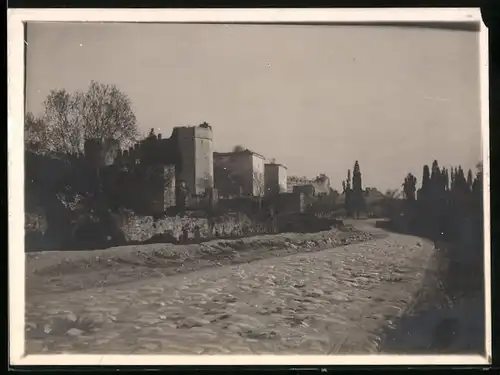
[23,21,485,356]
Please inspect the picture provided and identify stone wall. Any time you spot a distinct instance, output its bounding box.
[193,125,214,195]
[145,165,176,215]
[275,192,305,215]
[117,211,266,243]
[287,174,332,196]
[251,153,266,197]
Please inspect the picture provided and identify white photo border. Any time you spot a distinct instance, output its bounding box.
[7,7,491,366]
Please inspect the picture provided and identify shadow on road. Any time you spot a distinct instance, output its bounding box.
[374,219,486,355]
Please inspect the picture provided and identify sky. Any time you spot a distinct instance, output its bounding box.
[25,22,482,192]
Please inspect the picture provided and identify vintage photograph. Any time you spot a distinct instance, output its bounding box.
[11,9,489,364]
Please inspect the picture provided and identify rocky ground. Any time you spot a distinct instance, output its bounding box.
[24,220,483,355]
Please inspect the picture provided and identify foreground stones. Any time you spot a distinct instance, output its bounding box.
[25,225,435,355]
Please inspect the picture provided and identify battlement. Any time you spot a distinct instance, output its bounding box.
[173,122,213,141]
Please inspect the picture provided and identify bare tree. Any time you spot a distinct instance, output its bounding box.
[79,81,138,149]
[33,89,83,154]
[25,81,139,154]
[24,111,49,152]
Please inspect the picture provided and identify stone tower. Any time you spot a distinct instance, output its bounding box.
[173,123,214,196]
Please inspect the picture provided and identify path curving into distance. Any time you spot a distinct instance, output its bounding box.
[26,220,444,355]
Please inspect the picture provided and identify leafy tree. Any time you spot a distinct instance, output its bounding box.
[455,166,467,193]
[25,111,49,153]
[467,169,474,192]
[402,173,417,201]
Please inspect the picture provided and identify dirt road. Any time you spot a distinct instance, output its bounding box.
[26,220,437,355]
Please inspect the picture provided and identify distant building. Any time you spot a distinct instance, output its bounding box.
[264,163,288,196]
[287,173,332,196]
[214,149,266,198]
[312,174,331,195]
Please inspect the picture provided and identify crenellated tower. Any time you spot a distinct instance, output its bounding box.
[172,122,214,196]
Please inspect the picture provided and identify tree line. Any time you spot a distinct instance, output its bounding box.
[400,160,483,241]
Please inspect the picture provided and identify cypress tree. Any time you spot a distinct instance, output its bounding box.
[443,168,450,191]
[430,160,441,199]
[440,167,447,192]
[421,165,431,199]
[456,166,466,193]
[352,161,365,218]
[344,169,352,217]
[352,161,362,192]
[403,173,417,201]
[467,169,474,192]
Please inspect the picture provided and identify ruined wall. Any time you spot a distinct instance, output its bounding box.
[288,176,311,193]
[278,165,288,194]
[118,211,267,243]
[287,174,331,196]
[275,192,305,214]
[145,165,176,215]
[252,154,266,197]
